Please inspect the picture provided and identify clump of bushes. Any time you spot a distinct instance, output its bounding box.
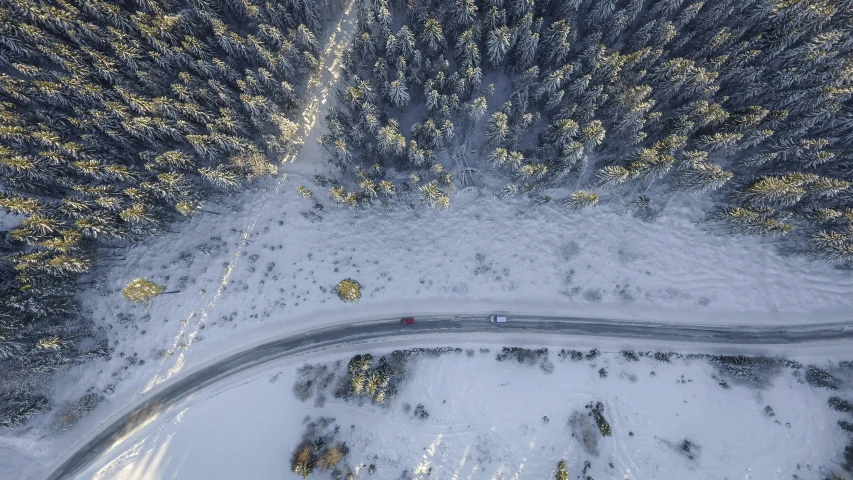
[829,397,853,414]
[805,365,840,390]
[335,278,362,302]
[558,349,584,361]
[707,354,783,388]
[337,354,401,404]
[589,402,612,437]
[620,350,639,361]
[413,404,429,420]
[495,347,548,365]
[290,418,348,479]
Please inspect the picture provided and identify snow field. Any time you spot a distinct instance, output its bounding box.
[77,340,852,480]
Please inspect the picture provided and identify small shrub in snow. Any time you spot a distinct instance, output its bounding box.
[829,397,853,414]
[598,368,608,378]
[763,406,775,417]
[589,402,612,436]
[495,347,548,365]
[0,392,49,428]
[297,185,314,198]
[621,350,639,361]
[121,278,164,305]
[585,349,600,360]
[839,420,853,433]
[805,365,840,390]
[291,442,317,478]
[559,349,584,361]
[651,351,681,363]
[680,439,699,460]
[846,444,853,474]
[555,460,569,480]
[708,355,782,389]
[335,278,362,302]
[290,417,347,478]
[368,464,376,474]
[413,404,429,420]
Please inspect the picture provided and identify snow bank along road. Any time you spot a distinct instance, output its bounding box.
[45,314,853,480]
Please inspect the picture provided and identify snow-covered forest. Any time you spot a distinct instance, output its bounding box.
[1,0,853,464]
[0,0,332,427]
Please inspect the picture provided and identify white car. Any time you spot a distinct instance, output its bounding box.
[489,315,507,323]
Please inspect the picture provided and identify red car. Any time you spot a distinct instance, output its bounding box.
[400,317,414,325]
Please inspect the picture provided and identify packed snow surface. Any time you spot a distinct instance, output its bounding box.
[78,341,850,480]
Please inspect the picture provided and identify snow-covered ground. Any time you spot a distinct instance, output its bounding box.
[2,0,853,476]
[75,338,852,480]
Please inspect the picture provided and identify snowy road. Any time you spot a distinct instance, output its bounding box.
[45,314,853,480]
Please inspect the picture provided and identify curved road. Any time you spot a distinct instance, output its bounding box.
[45,314,853,480]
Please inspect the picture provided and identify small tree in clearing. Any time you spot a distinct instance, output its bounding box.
[555,460,569,480]
[122,278,164,305]
[291,442,316,479]
[321,445,343,471]
[335,278,362,302]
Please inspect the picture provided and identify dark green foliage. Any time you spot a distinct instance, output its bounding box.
[0,391,49,428]
[495,347,548,364]
[290,417,347,479]
[707,355,783,388]
[589,401,611,437]
[555,460,568,480]
[845,444,853,474]
[829,397,853,414]
[620,350,639,361]
[805,365,840,390]
[558,349,584,361]
[413,404,429,420]
[680,439,698,461]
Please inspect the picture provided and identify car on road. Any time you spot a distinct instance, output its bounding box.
[400,317,414,324]
[489,315,507,323]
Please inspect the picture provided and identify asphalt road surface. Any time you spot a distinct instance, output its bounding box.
[45,314,853,480]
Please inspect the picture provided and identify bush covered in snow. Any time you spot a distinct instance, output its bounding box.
[335,278,363,303]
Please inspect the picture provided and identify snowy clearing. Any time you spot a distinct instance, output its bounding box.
[73,339,853,480]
